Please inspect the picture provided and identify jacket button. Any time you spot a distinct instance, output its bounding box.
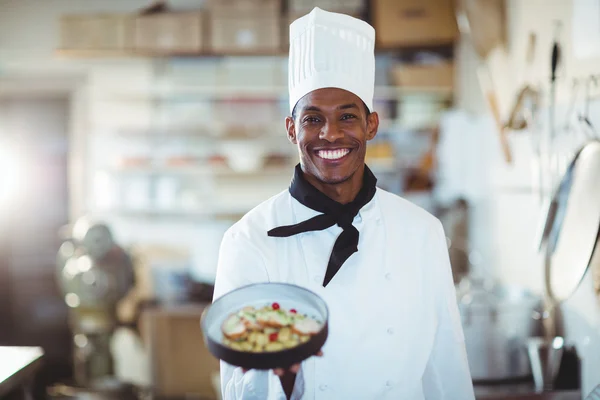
[385,380,392,387]
[319,384,327,391]
[385,273,392,280]
[387,328,394,335]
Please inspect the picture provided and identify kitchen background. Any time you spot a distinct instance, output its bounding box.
[0,0,599,399]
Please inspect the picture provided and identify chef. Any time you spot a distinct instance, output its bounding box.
[212,7,475,400]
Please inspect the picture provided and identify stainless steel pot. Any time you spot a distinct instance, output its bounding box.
[457,278,544,382]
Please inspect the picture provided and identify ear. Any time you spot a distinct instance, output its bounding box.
[285,116,298,144]
[366,111,379,141]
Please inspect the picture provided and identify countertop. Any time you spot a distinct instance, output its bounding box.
[475,382,581,400]
[0,346,44,398]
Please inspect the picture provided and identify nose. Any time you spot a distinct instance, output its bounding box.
[319,121,344,142]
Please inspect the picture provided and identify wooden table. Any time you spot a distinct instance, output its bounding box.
[0,347,44,400]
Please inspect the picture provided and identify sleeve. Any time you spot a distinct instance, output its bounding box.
[212,228,287,400]
[422,220,476,400]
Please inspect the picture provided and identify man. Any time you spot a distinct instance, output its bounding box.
[213,7,475,400]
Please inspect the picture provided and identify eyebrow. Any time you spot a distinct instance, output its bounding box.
[301,103,359,113]
[337,103,359,111]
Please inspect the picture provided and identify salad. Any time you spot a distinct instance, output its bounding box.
[221,302,322,352]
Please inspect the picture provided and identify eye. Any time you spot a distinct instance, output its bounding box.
[303,116,321,123]
[340,114,357,121]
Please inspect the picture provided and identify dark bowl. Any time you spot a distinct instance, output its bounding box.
[200,282,329,370]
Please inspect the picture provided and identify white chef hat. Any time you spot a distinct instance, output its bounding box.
[288,7,376,114]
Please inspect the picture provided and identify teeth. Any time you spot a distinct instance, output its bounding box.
[317,149,350,160]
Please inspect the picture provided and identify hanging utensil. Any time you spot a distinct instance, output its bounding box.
[477,64,512,163]
[537,76,600,341]
[547,21,562,190]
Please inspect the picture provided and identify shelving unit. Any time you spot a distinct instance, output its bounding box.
[100,85,453,101]
[82,48,454,224]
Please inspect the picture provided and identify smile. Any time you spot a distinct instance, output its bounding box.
[316,148,351,160]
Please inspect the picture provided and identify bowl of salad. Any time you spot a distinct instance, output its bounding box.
[200,282,328,370]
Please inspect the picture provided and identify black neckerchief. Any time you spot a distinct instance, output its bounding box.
[267,163,377,287]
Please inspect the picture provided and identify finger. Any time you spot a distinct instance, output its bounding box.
[289,364,300,374]
[273,368,284,376]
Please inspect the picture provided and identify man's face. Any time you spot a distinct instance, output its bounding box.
[285,88,379,185]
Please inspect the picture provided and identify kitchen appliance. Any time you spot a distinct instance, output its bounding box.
[457,277,544,382]
[585,384,600,400]
[537,76,600,330]
[538,141,600,304]
[527,336,565,392]
[53,218,135,396]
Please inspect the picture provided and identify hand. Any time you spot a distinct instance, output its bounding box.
[242,350,324,376]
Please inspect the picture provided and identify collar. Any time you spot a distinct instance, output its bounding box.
[290,188,382,229]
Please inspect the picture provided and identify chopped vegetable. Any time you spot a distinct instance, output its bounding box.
[221,303,322,353]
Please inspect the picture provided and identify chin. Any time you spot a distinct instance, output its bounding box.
[316,172,353,185]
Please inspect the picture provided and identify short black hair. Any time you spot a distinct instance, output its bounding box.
[291,100,371,120]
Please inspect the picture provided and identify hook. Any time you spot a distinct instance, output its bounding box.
[579,75,598,138]
[564,78,580,131]
[584,75,598,118]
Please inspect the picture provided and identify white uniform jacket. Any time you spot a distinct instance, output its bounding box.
[213,187,475,400]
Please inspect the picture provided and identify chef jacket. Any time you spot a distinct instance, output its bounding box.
[212,187,475,400]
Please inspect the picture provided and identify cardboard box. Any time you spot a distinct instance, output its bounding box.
[208,0,281,14]
[372,0,459,48]
[133,12,204,54]
[141,304,220,399]
[288,0,364,14]
[208,0,281,54]
[209,14,280,54]
[59,14,134,51]
[391,62,454,90]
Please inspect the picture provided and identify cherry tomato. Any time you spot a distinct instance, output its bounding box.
[290,309,297,314]
[269,332,278,342]
[272,302,280,310]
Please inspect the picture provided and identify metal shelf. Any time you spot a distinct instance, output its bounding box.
[98,163,295,177]
[92,206,253,222]
[100,85,453,101]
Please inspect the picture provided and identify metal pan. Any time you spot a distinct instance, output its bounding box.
[201,282,329,370]
[538,140,600,303]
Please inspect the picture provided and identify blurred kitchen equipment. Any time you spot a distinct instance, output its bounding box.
[585,384,600,400]
[505,85,540,131]
[457,276,544,382]
[478,65,512,163]
[53,217,135,394]
[527,336,565,392]
[547,21,562,189]
[505,32,539,133]
[535,75,600,344]
[47,377,138,400]
[458,0,506,60]
[220,139,268,172]
[438,198,471,284]
[553,344,581,391]
[537,78,600,305]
